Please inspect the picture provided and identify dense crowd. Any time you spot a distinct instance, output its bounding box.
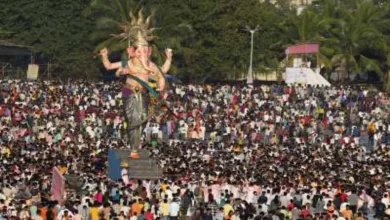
[0,79,390,220]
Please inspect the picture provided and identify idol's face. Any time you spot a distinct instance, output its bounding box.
[135,46,149,59]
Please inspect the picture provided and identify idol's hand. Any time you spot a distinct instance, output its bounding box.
[165,48,173,60]
[99,48,108,57]
[121,68,131,75]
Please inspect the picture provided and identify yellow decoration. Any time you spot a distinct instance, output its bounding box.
[120,161,129,167]
[111,8,157,47]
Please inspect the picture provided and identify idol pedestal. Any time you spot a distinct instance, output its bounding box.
[108,149,163,180]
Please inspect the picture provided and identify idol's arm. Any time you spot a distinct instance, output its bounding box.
[161,49,173,74]
[149,63,166,97]
[161,57,172,74]
[100,48,122,70]
[156,64,166,92]
[115,68,129,77]
[102,56,122,70]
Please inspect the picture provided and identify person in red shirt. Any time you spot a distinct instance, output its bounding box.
[287,200,295,211]
[340,189,348,203]
[300,205,311,218]
[145,209,154,220]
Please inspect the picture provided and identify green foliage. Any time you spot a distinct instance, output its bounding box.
[0,0,99,77]
[85,0,294,82]
[84,0,147,53]
[286,0,390,86]
[1,0,390,88]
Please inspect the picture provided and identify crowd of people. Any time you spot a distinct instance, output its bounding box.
[0,79,389,220]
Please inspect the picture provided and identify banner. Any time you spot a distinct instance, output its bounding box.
[51,167,65,203]
[285,43,319,55]
[27,64,39,80]
[286,67,330,86]
[286,68,307,85]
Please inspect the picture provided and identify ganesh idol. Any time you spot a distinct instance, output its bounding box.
[99,9,172,158]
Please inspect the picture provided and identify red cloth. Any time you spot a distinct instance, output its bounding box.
[145,212,154,220]
[288,203,295,211]
[340,193,348,202]
[300,209,311,217]
[95,192,103,204]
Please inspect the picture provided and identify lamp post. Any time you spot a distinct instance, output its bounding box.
[244,25,260,86]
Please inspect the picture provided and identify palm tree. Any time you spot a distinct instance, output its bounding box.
[292,0,387,82]
[328,2,385,81]
[284,8,332,70]
[382,2,390,91]
[384,53,390,91]
[84,0,147,52]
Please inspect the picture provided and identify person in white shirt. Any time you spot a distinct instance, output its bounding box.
[19,206,31,220]
[280,192,293,208]
[381,194,389,208]
[339,202,349,212]
[169,199,180,219]
[302,193,311,207]
[33,210,44,220]
[121,168,129,185]
[266,190,273,206]
[165,187,173,202]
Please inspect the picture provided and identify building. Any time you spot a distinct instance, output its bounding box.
[290,0,312,6]
[264,0,312,7]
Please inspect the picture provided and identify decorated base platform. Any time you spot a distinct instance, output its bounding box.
[108,149,163,180]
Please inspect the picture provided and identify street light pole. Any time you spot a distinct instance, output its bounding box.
[244,25,260,86]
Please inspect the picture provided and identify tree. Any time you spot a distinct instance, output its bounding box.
[0,0,99,78]
[175,0,293,82]
[84,0,148,53]
[290,0,388,82]
[147,0,197,75]
[327,1,386,80]
[0,28,11,37]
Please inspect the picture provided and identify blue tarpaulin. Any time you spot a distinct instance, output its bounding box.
[108,149,121,181]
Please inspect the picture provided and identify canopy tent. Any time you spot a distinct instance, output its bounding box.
[0,41,33,78]
[0,40,32,56]
[285,43,319,55]
[284,43,330,86]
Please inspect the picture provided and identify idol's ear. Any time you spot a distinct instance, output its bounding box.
[127,47,136,57]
